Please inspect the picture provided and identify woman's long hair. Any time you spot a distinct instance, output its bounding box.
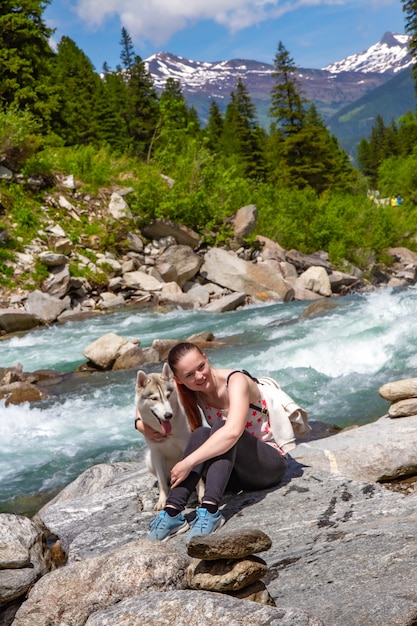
[168,342,203,431]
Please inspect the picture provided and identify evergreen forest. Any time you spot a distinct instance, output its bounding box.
[2,0,417,291]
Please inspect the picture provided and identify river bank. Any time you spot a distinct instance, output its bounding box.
[2,411,417,626]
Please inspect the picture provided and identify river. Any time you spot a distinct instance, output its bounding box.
[1,285,416,513]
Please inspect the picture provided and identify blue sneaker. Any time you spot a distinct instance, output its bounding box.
[147,510,189,541]
[187,507,225,541]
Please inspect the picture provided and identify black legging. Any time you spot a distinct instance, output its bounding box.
[166,420,288,511]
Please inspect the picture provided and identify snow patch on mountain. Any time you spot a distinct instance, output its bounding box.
[322,32,412,75]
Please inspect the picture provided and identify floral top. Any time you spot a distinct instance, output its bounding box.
[198,389,285,455]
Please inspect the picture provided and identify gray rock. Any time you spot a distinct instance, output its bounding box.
[187,528,272,560]
[123,270,163,291]
[296,266,332,297]
[285,250,331,272]
[42,264,71,298]
[83,332,129,369]
[203,291,247,312]
[379,377,417,401]
[0,309,40,333]
[85,590,324,625]
[141,219,201,248]
[201,248,294,302]
[223,579,276,606]
[292,414,417,481]
[108,192,132,219]
[156,245,203,288]
[13,541,190,626]
[0,514,51,606]
[24,290,67,324]
[0,166,13,180]
[38,252,68,267]
[388,397,417,418]
[126,232,144,252]
[186,555,267,591]
[24,418,417,626]
[234,204,258,242]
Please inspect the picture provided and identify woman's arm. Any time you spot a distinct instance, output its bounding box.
[134,410,167,442]
[169,373,253,488]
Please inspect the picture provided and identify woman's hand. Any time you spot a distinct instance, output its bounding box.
[135,415,167,442]
[170,458,192,488]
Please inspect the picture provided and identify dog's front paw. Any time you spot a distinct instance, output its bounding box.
[154,497,167,511]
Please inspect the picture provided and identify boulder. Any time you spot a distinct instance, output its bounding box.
[13,542,190,626]
[233,204,257,242]
[186,555,267,591]
[203,291,247,312]
[155,245,203,288]
[108,192,132,219]
[292,414,417,482]
[140,219,201,248]
[83,332,129,369]
[201,248,294,302]
[296,266,332,297]
[0,381,49,405]
[388,397,417,418]
[24,290,68,324]
[257,235,287,262]
[38,252,69,267]
[122,270,163,291]
[84,590,323,626]
[187,528,272,560]
[0,309,40,334]
[0,514,51,607]
[379,377,417,401]
[31,450,417,626]
[126,232,144,252]
[285,250,331,272]
[42,264,71,298]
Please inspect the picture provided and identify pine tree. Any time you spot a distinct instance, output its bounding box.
[357,115,398,186]
[402,1,417,89]
[120,27,135,78]
[0,0,56,127]
[221,78,265,178]
[51,36,101,145]
[270,41,306,136]
[94,67,129,152]
[125,54,159,158]
[205,100,224,151]
[116,29,159,158]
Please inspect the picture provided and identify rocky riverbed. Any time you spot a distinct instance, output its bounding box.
[1,386,417,625]
[2,173,417,338]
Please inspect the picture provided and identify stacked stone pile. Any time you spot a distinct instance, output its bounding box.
[378,377,417,418]
[186,528,276,606]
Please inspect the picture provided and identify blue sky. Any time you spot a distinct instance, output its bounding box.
[44,0,406,72]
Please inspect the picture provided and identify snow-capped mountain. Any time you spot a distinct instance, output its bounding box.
[144,31,415,152]
[323,32,412,74]
[144,32,412,96]
[144,54,275,95]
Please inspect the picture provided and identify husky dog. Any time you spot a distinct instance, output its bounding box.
[135,363,193,510]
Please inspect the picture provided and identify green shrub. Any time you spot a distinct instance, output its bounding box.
[0,106,42,171]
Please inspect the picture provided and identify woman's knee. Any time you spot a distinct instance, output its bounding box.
[186,426,211,450]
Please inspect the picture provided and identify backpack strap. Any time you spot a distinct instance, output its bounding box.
[226,369,259,387]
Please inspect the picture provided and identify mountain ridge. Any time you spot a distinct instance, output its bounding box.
[144,32,415,153]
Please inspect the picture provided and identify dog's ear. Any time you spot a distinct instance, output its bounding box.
[161,362,174,381]
[136,370,149,388]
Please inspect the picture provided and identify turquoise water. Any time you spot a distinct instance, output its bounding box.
[1,286,417,511]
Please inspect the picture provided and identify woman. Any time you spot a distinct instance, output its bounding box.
[140,342,294,541]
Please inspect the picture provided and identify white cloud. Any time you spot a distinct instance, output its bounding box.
[73,0,395,46]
